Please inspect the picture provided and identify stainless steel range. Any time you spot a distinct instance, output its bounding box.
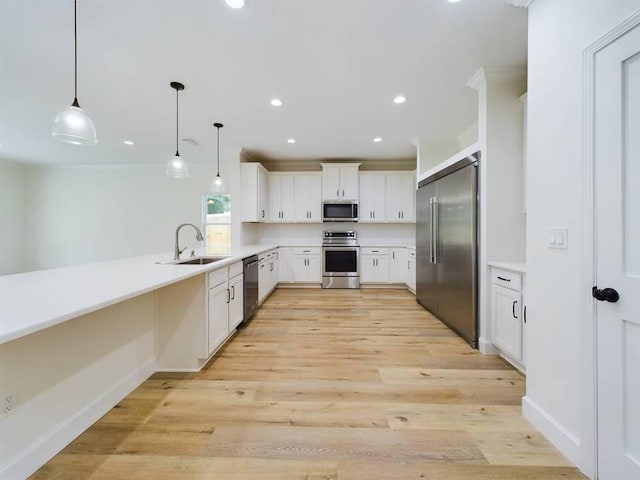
[322,231,360,289]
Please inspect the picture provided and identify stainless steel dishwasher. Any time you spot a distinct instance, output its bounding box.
[242,255,259,325]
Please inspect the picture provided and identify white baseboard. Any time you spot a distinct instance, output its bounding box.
[522,395,581,467]
[0,358,157,480]
[479,336,499,354]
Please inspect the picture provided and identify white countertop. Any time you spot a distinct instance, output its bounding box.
[487,261,527,273]
[0,244,276,345]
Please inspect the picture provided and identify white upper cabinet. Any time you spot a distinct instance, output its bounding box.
[321,163,360,200]
[359,173,387,222]
[269,174,295,222]
[386,173,415,222]
[241,163,269,222]
[293,174,322,222]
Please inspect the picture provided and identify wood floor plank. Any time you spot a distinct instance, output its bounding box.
[206,425,487,463]
[30,288,586,479]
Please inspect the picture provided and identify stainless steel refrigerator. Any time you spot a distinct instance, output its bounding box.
[416,153,479,348]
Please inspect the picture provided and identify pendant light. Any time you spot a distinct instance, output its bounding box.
[52,0,97,146]
[210,122,225,192]
[166,82,189,178]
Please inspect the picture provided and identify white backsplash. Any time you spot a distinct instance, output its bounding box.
[256,223,415,246]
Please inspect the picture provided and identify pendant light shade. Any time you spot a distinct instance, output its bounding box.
[52,0,97,146]
[166,81,190,179]
[166,154,189,178]
[210,122,226,192]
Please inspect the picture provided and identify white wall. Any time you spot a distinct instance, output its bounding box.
[20,148,249,271]
[525,0,640,472]
[417,142,460,176]
[0,160,27,275]
[0,293,156,478]
[257,223,415,246]
[457,123,478,150]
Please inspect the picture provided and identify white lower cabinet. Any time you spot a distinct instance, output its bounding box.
[292,247,321,282]
[389,248,408,283]
[208,278,230,354]
[407,249,416,292]
[228,269,244,331]
[360,248,389,283]
[258,249,279,304]
[491,267,525,369]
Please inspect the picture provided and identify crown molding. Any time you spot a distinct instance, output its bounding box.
[506,0,535,7]
[467,66,527,90]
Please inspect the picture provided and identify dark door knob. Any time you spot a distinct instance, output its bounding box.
[592,286,620,303]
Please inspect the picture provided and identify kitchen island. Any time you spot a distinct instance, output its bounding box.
[0,245,275,479]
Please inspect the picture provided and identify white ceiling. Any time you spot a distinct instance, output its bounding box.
[0,0,527,166]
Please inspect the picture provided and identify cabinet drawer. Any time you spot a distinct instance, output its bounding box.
[491,269,522,291]
[408,249,416,259]
[292,247,320,255]
[258,252,268,262]
[361,247,389,255]
[229,261,243,279]
[208,267,228,289]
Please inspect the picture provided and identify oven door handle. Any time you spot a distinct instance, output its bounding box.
[322,246,360,251]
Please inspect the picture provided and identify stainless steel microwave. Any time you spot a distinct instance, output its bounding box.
[322,201,358,222]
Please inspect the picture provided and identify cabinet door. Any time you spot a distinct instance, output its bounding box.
[359,173,386,222]
[208,281,229,354]
[269,175,282,222]
[340,165,360,200]
[293,175,310,222]
[492,285,522,360]
[306,255,321,282]
[399,174,416,222]
[280,176,295,222]
[308,175,322,222]
[258,166,269,221]
[228,274,244,331]
[386,174,415,222]
[322,166,341,200]
[389,248,407,283]
[278,248,293,282]
[407,258,416,291]
[258,262,268,303]
[292,255,308,282]
[376,255,389,283]
[360,255,376,283]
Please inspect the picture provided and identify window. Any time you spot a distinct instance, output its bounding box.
[204,194,231,255]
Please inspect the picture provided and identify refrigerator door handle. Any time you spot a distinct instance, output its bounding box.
[433,198,438,264]
[429,197,434,264]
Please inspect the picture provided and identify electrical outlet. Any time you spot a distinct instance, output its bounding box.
[0,392,16,419]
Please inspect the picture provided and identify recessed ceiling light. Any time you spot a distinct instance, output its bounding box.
[225,0,246,9]
[123,140,135,146]
[0,143,3,147]
[393,95,407,104]
[373,137,382,143]
[287,138,296,144]
[271,98,283,107]
[448,0,462,3]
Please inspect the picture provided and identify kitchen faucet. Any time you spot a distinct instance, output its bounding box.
[174,223,204,260]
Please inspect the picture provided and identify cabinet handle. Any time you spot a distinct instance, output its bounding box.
[524,305,527,324]
[372,250,379,253]
[261,209,265,218]
[337,189,339,197]
[408,260,410,269]
[227,288,231,304]
[512,300,518,319]
[231,285,235,300]
[342,189,345,197]
[392,252,395,259]
[497,276,511,282]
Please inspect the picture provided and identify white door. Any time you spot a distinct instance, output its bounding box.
[595,21,640,480]
[208,281,229,354]
[339,165,360,200]
[308,175,322,222]
[228,274,244,331]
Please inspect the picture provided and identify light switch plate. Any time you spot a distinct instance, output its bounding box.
[548,227,568,249]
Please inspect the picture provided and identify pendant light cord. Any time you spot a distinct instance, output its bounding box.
[216,126,220,175]
[72,0,79,107]
[175,88,179,156]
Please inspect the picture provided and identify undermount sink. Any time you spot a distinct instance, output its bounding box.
[172,257,226,265]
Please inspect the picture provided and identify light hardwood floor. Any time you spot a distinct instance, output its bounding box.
[31,288,587,479]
